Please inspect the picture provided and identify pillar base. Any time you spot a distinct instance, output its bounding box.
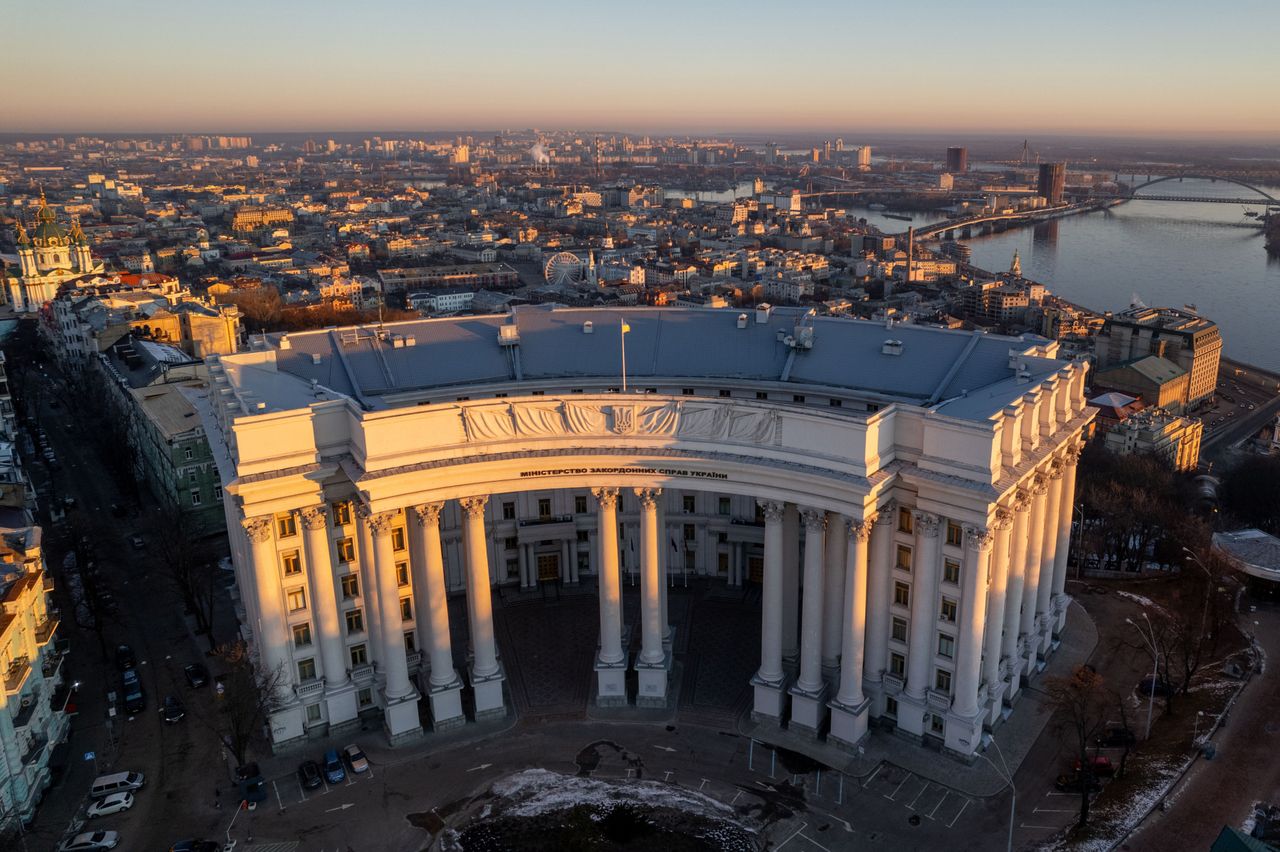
[595,653,629,707]
[426,671,466,731]
[943,708,983,759]
[662,625,677,656]
[268,703,306,751]
[788,681,829,735]
[471,663,507,720]
[750,669,792,721]
[894,693,928,738]
[1054,593,1071,634]
[324,681,360,732]
[828,696,871,751]
[634,653,670,707]
[381,688,423,745]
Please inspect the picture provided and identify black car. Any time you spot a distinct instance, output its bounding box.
[1095,726,1137,747]
[121,669,145,715]
[297,760,323,790]
[161,695,185,724]
[115,645,136,672]
[1055,772,1103,794]
[169,841,220,852]
[183,663,210,689]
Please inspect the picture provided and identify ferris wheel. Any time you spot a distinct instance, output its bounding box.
[543,251,585,287]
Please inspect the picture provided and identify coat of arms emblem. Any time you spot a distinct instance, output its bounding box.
[611,405,636,434]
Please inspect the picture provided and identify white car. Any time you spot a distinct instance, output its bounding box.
[86,791,134,818]
[344,743,369,774]
[59,831,119,851]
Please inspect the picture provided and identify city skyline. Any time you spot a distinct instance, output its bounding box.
[9,0,1279,137]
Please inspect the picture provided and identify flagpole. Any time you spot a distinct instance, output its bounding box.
[620,317,628,392]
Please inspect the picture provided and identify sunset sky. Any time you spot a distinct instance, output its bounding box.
[8,0,1278,137]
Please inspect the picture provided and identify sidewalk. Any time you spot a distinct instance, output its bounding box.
[738,599,1099,798]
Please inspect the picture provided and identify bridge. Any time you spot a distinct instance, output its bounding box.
[1091,173,1278,207]
[904,202,1100,241]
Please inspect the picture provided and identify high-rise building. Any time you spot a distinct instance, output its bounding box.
[856,146,871,169]
[946,146,968,173]
[1093,307,1222,406]
[1037,162,1066,204]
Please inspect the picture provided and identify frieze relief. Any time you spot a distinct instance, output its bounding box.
[459,399,781,444]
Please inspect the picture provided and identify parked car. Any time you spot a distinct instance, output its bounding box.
[161,695,185,724]
[59,831,119,851]
[168,841,220,852]
[1138,676,1174,698]
[1055,772,1103,794]
[344,744,369,774]
[114,645,136,672]
[129,534,145,550]
[1074,756,1115,778]
[86,791,134,818]
[297,760,323,790]
[322,749,346,784]
[183,663,209,688]
[121,669,145,715]
[1095,726,1136,748]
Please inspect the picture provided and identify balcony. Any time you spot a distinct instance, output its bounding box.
[4,657,32,695]
[926,688,953,711]
[41,651,64,682]
[351,663,374,685]
[35,611,59,646]
[406,651,422,672]
[21,734,48,767]
[12,691,39,729]
[296,678,324,700]
[882,672,905,694]
[518,514,573,528]
[42,575,54,593]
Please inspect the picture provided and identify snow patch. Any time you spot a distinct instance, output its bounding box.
[490,768,742,823]
[1116,591,1155,608]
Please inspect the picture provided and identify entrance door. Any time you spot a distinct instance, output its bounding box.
[537,553,560,584]
[748,555,764,585]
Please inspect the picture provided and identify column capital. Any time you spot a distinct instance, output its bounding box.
[411,502,444,526]
[849,518,875,542]
[1012,488,1032,512]
[1047,458,1065,480]
[368,510,398,536]
[591,486,620,509]
[459,495,489,518]
[300,506,328,532]
[1063,443,1084,466]
[242,516,272,543]
[756,498,785,522]
[633,487,662,508]
[964,525,995,551]
[874,501,896,526]
[355,502,372,522]
[1029,474,1049,496]
[913,510,940,537]
[992,506,1014,530]
[799,508,826,531]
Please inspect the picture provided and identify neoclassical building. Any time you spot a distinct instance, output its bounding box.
[195,305,1091,759]
[4,192,104,313]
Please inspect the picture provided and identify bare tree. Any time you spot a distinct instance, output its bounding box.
[1045,665,1112,829]
[203,641,287,767]
[150,505,222,649]
[64,514,120,662]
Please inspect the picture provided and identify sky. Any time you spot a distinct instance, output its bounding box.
[7,0,1279,138]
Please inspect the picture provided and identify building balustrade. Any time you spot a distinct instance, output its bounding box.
[296,678,324,699]
[5,656,32,694]
[351,663,375,684]
[36,610,60,645]
[926,688,953,711]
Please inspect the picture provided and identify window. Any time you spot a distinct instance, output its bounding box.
[644,387,657,394]
[404,631,416,653]
[574,495,588,515]
[504,536,518,551]
[281,550,301,576]
[898,508,913,534]
[506,559,518,578]
[885,696,898,718]
[400,597,413,621]
[531,390,545,396]
[345,608,364,634]
[756,391,768,400]
[292,622,312,648]
[718,497,731,516]
[287,588,307,611]
[682,388,695,395]
[894,581,910,607]
[829,398,842,408]
[896,544,912,572]
[190,489,202,506]
[340,574,359,599]
[305,703,322,724]
[276,513,297,538]
[940,598,958,623]
[502,501,516,520]
[792,394,805,403]
[333,502,352,526]
[891,616,908,643]
[946,521,963,547]
[189,469,198,484]
[717,532,727,544]
[214,486,223,502]
[396,562,409,586]
[576,530,589,543]
[934,668,952,694]
[938,633,955,659]
[930,714,945,735]
[357,687,373,708]
[683,495,696,514]
[538,498,551,519]
[337,537,356,563]
[297,658,316,681]
[349,644,367,666]
[943,559,960,584]
[719,389,731,397]
[889,652,906,677]
[184,447,194,460]
[391,527,406,552]
[683,523,695,542]
[868,403,880,413]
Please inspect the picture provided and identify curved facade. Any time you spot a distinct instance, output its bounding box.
[195,305,1092,759]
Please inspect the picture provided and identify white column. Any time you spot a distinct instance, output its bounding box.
[982,506,1015,722]
[517,543,530,589]
[368,512,412,700]
[821,512,848,671]
[952,527,994,719]
[561,538,573,584]
[593,487,626,704]
[300,507,347,689]
[409,503,464,729]
[658,500,671,644]
[795,509,827,693]
[1036,460,1064,652]
[355,506,384,668]
[905,511,941,700]
[242,517,291,689]
[1002,490,1032,698]
[568,535,580,584]
[830,516,874,749]
[460,496,505,717]
[862,504,896,696]
[1020,475,1049,673]
[752,499,788,718]
[1052,446,1081,631]
[634,488,668,705]
[781,503,800,663]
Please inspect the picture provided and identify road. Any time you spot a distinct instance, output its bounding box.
[1122,604,1280,850]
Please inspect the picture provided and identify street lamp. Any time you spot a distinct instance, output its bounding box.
[1073,504,1087,579]
[1127,614,1160,739]
[1183,547,1213,643]
[1193,710,1206,744]
[978,737,1016,852]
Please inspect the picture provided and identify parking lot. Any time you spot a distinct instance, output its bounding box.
[1200,374,1276,436]
[267,750,378,811]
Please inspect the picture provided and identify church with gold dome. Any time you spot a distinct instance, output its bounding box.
[4,192,105,312]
